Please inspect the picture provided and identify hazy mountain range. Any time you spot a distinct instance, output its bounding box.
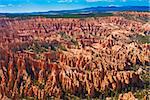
[0,6,149,16]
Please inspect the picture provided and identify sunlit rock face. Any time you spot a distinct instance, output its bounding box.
[118,92,136,100]
[0,11,149,99]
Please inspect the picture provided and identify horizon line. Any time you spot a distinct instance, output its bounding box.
[0,5,149,14]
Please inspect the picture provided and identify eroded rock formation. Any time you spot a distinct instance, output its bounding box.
[0,11,149,99]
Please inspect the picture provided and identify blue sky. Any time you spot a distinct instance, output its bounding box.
[0,0,149,13]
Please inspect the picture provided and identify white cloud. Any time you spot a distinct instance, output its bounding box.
[0,4,14,8]
[86,0,113,2]
[108,4,121,7]
[58,0,73,3]
[122,0,126,2]
[86,0,143,2]
[0,5,7,8]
